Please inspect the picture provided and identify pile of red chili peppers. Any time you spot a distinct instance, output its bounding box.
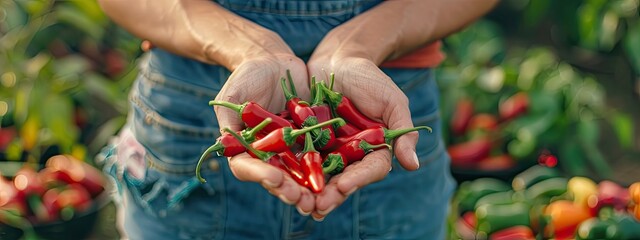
[195,71,432,193]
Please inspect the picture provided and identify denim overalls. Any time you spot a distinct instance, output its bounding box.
[99,0,456,239]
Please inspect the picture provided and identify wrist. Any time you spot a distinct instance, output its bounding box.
[202,30,295,71]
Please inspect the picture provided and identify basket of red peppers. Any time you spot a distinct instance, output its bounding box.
[450,164,640,240]
[195,71,432,193]
[0,155,109,240]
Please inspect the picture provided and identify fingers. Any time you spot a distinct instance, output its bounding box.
[228,153,284,185]
[312,150,392,220]
[228,153,315,213]
[383,99,420,171]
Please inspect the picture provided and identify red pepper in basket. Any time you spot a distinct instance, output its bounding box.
[322,139,392,175]
[332,125,432,150]
[318,82,385,130]
[300,133,325,193]
[210,100,294,134]
[195,118,273,183]
[250,118,344,153]
[224,129,308,188]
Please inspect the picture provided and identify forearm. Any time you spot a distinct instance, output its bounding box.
[98,0,293,70]
[311,0,499,65]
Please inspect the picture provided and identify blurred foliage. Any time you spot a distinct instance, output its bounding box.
[438,0,639,179]
[0,0,638,177]
[0,0,141,165]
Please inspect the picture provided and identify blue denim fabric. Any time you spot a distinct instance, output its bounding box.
[99,0,456,239]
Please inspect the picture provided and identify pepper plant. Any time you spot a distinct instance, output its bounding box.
[438,19,635,179]
[0,0,141,167]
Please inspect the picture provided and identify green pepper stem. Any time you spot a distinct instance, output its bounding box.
[384,126,433,142]
[195,143,224,183]
[224,128,272,161]
[359,140,392,153]
[311,81,325,106]
[322,154,344,174]
[286,69,297,96]
[280,77,296,101]
[242,117,273,142]
[289,118,344,140]
[329,72,335,91]
[209,101,245,114]
[310,76,317,101]
[318,82,342,107]
[302,132,317,153]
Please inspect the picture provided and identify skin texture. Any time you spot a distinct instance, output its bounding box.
[99,0,498,220]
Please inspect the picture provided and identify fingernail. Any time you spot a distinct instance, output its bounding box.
[345,187,358,196]
[278,194,294,205]
[412,152,420,169]
[262,179,279,188]
[317,204,336,216]
[312,215,325,222]
[296,206,311,216]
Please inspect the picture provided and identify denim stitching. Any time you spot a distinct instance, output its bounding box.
[142,65,220,97]
[130,93,220,139]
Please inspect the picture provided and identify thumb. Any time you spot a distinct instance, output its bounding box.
[383,97,420,171]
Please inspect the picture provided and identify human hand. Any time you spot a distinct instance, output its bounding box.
[307,57,420,220]
[213,54,316,215]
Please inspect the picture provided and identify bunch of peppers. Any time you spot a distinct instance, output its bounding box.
[447,91,530,171]
[195,71,432,193]
[0,155,107,235]
[452,164,640,240]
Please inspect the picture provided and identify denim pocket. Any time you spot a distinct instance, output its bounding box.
[100,128,226,239]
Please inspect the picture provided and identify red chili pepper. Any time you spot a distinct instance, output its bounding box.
[309,81,340,150]
[447,137,492,169]
[278,149,309,188]
[43,155,106,198]
[451,98,474,136]
[489,225,535,240]
[0,175,16,207]
[476,154,516,172]
[195,118,273,183]
[499,92,529,121]
[13,167,46,201]
[332,125,432,151]
[53,183,92,221]
[250,118,344,154]
[224,129,308,188]
[299,133,325,193]
[210,100,294,134]
[322,139,392,175]
[281,75,315,129]
[318,83,385,130]
[335,122,360,138]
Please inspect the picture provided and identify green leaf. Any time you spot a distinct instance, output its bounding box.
[40,94,77,152]
[608,111,634,148]
[84,73,129,114]
[66,0,108,24]
[577,119,599,145]
[53,55,90,82]
[88,116,126,155]
[559,141,588,176]
[580,141,612,179]
[54,4,104,39]
[623,22,640,74]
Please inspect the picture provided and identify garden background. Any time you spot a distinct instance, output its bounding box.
[0,0,639,239]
